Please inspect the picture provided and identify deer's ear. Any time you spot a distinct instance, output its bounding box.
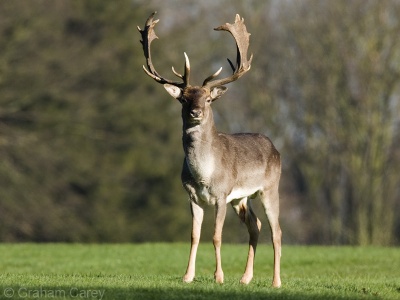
[164,84,182,99]
[210,86,228,101]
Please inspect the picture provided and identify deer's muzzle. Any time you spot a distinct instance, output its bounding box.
[190,109,203,119]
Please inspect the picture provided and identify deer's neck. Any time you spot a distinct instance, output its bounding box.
[182,116,218,182]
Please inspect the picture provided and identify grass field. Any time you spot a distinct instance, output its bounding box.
[0,243,399,299]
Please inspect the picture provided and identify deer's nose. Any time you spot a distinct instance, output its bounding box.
[190,109,202,118]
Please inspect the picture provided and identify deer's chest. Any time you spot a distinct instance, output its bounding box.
[184,140,215,182]
[196,184,215,205]
[187,155,214,181]
[184,153,217,205]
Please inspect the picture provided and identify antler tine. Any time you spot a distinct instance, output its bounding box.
[202,14,253,89]
[202,67,223,86]
[172,53,190,82]
[138,12,190,88]
[171,66,183,79]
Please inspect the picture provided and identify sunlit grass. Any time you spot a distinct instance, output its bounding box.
[0,244,399,299]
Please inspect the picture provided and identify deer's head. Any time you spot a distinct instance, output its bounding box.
[138,12,253,127]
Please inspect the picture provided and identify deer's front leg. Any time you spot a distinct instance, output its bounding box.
[183,201,204,283]
[213,200,227,284]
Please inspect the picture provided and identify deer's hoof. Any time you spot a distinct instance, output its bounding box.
[214,271,224,284]
[239,274,253,285]
[183,274,194,283]
[272,279,281,288]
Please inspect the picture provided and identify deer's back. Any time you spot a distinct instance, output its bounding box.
[216,132,280,169]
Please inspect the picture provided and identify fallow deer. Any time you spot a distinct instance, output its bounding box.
[138,12,282,287]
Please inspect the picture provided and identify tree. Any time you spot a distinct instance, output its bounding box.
[0,0,189,241]
[0,0,398,245]
[253,0,400,245]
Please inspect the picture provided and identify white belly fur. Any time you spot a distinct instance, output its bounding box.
[226,186,260,203]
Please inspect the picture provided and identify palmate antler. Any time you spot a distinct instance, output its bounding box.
[202,14,253,89]
[138,12,252,90]
[137,12,190,88]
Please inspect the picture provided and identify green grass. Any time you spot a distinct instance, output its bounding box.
[0,243,399,299]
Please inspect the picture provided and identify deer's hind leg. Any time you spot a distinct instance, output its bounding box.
[260,185,282,288]
[231,197,262,284]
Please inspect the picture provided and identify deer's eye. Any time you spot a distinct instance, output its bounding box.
[206,97,212,103]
